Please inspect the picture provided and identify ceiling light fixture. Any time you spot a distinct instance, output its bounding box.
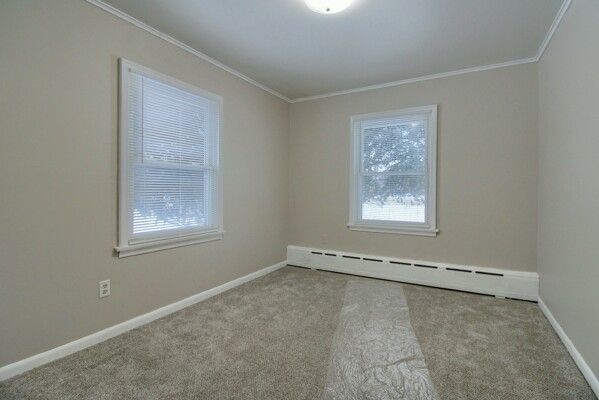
[305,0,353,14]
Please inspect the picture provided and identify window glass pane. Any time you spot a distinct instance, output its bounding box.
[361,175,426,223]
[132,166,213,235]
[362,119,426,174]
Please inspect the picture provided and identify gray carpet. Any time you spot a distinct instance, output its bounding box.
[0,267,595,399]
[403,283,596,400]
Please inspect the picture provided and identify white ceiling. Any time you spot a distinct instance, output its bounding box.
[101,0,565,100]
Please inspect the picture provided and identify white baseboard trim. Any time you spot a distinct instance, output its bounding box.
[539,298,599,397]
[0,260,287,381]
[288,245,538,301]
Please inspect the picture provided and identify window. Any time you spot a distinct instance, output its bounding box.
[349,105,437,236]
[116,59,223,257]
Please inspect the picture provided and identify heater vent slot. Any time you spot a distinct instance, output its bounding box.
[363,258,383,262]
[475,271,504,277]
[342,255,361,260]
[414,264,438,269]
[325,253,337,257]
[390,261,411,266]
[447,267,472,273]
[311,251,323,255]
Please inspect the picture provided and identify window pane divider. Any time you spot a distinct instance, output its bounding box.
[360,171,427,177]
[136,160,215,172]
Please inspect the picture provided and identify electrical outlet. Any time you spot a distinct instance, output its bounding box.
[98,280,110,298]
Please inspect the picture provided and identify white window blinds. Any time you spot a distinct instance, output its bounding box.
[117,60,223,256]
[349,106,437,236]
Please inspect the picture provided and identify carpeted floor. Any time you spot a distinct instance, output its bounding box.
[0,267,595,399]
[403,284,595,399]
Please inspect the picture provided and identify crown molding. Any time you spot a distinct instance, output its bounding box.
[289,57,538,103]
[86,0,571,104]
[85,0,291,102]
[535,0,573,61]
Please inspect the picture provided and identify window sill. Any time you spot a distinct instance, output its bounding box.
[347,224,438,237]
[115,231,224,258]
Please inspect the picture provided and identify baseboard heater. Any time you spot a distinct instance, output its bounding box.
[287,245,538,301]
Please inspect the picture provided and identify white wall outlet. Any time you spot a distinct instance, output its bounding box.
[98,280,110,298]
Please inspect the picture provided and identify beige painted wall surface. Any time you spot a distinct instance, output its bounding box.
[0,0,289,367]
[289,64,538,272]
[538,0,599,378]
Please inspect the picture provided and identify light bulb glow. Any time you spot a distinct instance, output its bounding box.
[305,0,353,14]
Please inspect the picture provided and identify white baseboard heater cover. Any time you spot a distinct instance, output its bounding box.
[287,245,538,301]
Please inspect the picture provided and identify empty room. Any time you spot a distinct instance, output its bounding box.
[1,0,598,399]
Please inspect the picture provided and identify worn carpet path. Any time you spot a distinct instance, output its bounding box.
[0,267,595,399]
[322,280,437,400]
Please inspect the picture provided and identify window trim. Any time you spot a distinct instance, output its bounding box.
[348,105,438,237]
[116,59,224,257]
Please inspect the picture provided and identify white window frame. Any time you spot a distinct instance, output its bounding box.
[348,105,438,237]
[115,59,224,257]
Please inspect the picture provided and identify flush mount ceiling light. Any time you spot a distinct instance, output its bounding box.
[305,0,353,14]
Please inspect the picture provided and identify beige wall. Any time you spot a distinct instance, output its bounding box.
[0,0,289,366]
[538,0,599,378]
[289,64,539,272]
